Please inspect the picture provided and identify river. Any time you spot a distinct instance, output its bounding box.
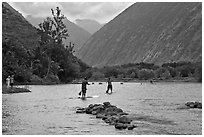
[2,82,202,135]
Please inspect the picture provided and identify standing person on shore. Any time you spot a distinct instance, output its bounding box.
[81,77,89,99]
[10,75,14,89]
[106,77,113,94]
[6,76,10,88]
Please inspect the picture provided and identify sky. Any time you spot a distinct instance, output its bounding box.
[8,2,134,24]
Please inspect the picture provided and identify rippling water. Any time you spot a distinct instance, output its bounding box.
[2,82,202,135]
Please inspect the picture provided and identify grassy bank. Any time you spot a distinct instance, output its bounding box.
[2,85,31,94]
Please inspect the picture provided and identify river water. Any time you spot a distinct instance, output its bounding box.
[2,82,202,135]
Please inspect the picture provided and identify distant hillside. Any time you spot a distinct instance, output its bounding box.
[2,2,39,50]
[76,2,202,68]
[26,15,91,52]
[75,19,103,34]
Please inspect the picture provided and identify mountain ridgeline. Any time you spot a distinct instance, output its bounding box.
[76,2,202,68]
[26,15,91,52]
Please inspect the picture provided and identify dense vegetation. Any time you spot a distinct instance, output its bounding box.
[82,62,202,82]
[2,6,90,84]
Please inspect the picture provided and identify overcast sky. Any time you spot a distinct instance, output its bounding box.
[9,2,134,24]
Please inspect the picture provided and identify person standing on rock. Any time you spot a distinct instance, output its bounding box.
[81,77,89,99]
[106,77,113,94]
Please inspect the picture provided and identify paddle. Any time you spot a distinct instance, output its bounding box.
[78,91,81,96]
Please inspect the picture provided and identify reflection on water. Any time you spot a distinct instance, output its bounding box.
[2,82,202,135]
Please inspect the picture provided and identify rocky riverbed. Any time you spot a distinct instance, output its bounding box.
[76,102,137,130]
[76,101,202,130]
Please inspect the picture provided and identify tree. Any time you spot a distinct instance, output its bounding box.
[37,6,69,79]
[138,69,154,80]
[38,7,68,45]
[104,67,120,78]
[154,67,170,79]
[92,71,105,80]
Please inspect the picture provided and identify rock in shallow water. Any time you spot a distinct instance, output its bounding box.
[103,102,111,106]
[115,123,128,130]
[118,116,132,124]
[76,102,137,130]
[127,124,137,130]
[185,101,202,109]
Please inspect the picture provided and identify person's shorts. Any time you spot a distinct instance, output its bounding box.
[82,90,86,94]
[108,85,112,89]
[10,83,14,86]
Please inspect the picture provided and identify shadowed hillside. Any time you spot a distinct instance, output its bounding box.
[76,2,202,68]
[2,2,40,50]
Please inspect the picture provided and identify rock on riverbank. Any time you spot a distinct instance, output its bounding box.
[76,102,137,130]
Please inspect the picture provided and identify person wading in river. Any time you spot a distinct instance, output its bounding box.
[81,77,89,99]
[106,77,113,94]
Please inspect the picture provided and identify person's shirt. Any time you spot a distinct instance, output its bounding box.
[10,77,14,83]
[82,80,88,90]
[107,79,112,86]
[6,77,10,83]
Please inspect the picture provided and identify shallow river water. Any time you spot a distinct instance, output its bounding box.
[2,82,202,135]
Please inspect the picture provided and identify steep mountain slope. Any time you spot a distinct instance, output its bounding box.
[2,2,39,50]
[26,15,91,52]
[63,18,92,52]
[75,19,103,34]
[76,2,202,68]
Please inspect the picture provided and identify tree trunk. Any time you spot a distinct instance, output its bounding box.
[45,56,51,79]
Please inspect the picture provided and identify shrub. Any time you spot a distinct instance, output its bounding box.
[14,67,32,83]
[138,69,154,80]
[104,67,120,78]
[44,74,59,83]
[154,67,171,79]
[30,75,43,83]
[91,71,105,80]
[194,65,202,82]
[166,66,177,77]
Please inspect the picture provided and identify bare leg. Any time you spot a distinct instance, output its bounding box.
[110,86,112,93]
[106,87,109,93]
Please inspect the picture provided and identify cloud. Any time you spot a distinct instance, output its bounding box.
[9,2,134,23]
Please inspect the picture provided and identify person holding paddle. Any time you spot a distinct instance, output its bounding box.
[106,77,113,94]
[79,77,90,99]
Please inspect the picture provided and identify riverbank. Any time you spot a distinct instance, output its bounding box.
[4,77,200,86]
[2,85,31,94]
[72,77,200,84]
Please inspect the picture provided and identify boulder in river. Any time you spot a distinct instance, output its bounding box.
[115,123,128,130]
[185,101,202,109]
[103,102,111,106]
[76,102,137,130]
[127,124,137,130]
[118,115,132,124]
